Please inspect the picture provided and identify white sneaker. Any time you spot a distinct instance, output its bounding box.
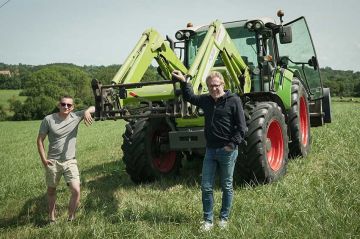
[218,219,228,229]
[200,221,214,232]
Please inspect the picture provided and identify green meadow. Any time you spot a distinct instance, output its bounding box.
[0,102,359,238]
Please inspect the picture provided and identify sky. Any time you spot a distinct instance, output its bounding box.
[0,0,359,72]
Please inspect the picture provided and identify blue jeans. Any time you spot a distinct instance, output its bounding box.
[201,147,238,223]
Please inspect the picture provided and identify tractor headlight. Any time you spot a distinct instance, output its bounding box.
[246,22,253,30]
[175,30,194,40]
[254,21,263,30]
[245,20,264,31]
[175,31,184,40]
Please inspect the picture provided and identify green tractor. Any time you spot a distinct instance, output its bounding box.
[92,11,331,184]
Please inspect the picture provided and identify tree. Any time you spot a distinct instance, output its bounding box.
[354,82,360,97]
[84,64,120,85]
[10,64,93,120]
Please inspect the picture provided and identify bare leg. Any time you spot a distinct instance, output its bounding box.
[47,187,57,221]
[68,181,80,220]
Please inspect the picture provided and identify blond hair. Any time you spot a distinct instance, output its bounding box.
[206,71,225,85]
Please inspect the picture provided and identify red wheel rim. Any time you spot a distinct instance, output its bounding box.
[151,127,176,173]
[299,96,309,146]
[266,120,284,171]
[153,151,176,173]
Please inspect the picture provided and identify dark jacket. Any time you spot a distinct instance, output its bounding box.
[181,82,247,149]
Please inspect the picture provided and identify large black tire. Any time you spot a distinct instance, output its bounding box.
[237,102,289,184]
[121,118,181,183]
[288,78,311,158]
[322,88,332,123]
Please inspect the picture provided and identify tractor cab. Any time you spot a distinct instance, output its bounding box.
[175,12,329,126]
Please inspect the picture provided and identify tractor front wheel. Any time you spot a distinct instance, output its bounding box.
[122,118,181,183]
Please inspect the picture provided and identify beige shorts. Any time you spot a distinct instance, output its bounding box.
[45,159,80,187]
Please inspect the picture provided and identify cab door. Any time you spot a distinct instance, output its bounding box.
[277,17,323,100]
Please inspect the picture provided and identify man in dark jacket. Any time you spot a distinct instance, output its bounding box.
[172,70,247,231]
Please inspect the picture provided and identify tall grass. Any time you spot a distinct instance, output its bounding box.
[0,102,359,238]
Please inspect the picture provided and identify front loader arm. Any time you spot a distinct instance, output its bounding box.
[92,28,187,120]
[112,28,187,84]
[92,21,251,121]
[186,20,251,95]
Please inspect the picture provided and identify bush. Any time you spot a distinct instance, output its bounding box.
[0,104,7,121]
[9,96,58,121]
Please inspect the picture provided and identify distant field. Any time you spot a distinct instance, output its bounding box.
[0,102,359,238]
[0,89,26,111]
[332,96,360,103]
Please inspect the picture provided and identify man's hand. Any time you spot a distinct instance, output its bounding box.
[43,159,53,167]
[84,106,95,126]
[171,70,186,83]
[224,142,236,152]
[224,145,233,152]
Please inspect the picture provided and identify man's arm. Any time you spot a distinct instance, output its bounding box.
[37,133,52,167]
[230,97,247,147]
[84,106,95,126]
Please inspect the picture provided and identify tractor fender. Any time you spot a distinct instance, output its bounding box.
[273,68,293,110]
[242,92,287,115]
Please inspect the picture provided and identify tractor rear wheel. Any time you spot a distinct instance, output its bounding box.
[122,118,181,183]
[322,88,332,123]
[289,78,311,158]
[237,102,289,184]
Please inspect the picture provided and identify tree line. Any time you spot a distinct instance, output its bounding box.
[321,67,360,97]
[0,63,159,121]
[0,63,359,121]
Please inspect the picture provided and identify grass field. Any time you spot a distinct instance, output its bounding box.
[0,102,359,238]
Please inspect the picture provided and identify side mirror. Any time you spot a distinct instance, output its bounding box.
[279,26,292,44]
[308,56,319,70]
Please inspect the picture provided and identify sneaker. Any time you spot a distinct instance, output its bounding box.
[200,221,214,232]
[218,219,228,229]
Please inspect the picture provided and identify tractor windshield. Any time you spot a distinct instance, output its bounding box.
[277,17,323,99]
[187,21,257,69]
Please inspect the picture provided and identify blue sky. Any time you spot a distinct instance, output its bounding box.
[0,0,359,71]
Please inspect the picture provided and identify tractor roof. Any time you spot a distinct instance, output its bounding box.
[180,17,277,34]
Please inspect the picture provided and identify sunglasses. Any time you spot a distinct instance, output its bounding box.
[60,102,73,108]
